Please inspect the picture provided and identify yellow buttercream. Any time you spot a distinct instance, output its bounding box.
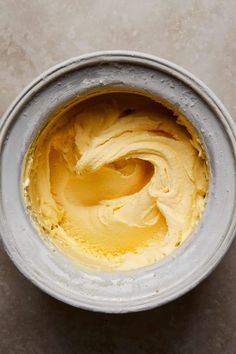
[23,94,208,271]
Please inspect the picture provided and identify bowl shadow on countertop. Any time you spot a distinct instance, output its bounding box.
[0,241,236,354]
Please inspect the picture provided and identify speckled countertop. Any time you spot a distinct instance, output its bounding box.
[0,1,236,353]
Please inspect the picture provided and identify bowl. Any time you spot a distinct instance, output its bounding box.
[0,51,236,313]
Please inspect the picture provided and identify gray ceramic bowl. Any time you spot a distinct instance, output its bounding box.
[0,51,236,313]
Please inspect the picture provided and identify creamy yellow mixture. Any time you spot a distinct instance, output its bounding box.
[23,95,208,271]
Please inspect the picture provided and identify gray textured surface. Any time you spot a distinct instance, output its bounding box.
[0,1,236,353]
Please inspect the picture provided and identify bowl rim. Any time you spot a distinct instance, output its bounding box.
[1,50,236,313]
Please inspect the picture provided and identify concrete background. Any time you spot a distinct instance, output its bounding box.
[0,1,236,353]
